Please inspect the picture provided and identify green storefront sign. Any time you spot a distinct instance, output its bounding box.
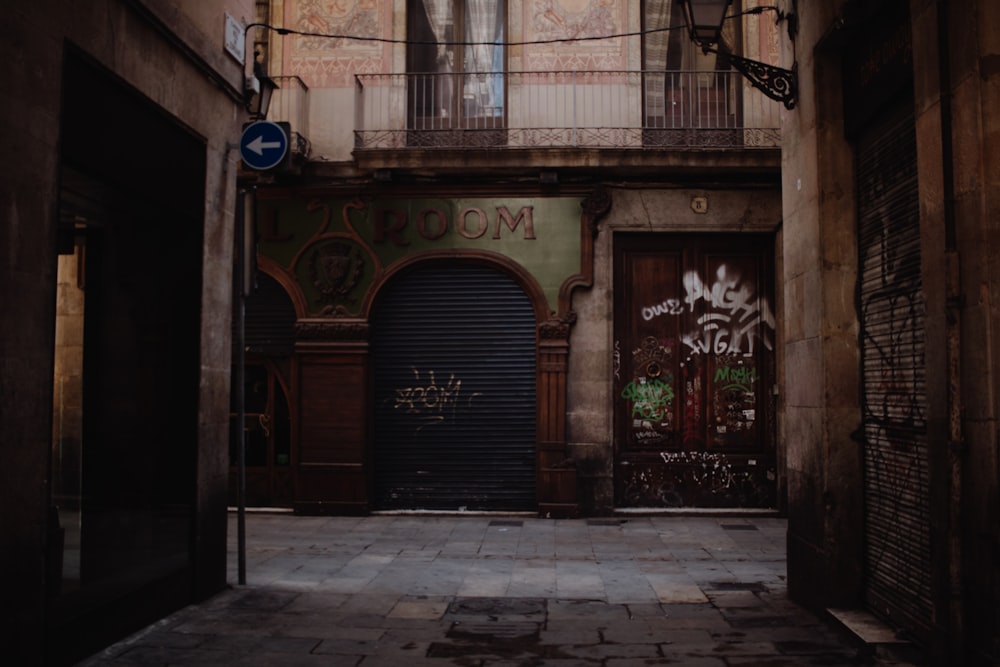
[257,195,587,317]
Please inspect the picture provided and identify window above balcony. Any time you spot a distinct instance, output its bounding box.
[353,1,781,159]
[407,0,506,139]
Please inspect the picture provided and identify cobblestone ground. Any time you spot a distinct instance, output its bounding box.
[77,513,924,666]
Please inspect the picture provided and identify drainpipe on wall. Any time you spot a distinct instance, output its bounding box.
[937,1,964,663]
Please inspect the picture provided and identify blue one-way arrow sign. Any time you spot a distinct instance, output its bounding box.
[240,120,289,170]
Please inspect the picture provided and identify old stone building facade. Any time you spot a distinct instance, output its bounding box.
[1,1,252,663]
[244,0,1000,662]
[238,0,786,518]
[781,1,999,664]
[2,0,998,664]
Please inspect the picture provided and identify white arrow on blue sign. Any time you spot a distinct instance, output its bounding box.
[240,121,289,171]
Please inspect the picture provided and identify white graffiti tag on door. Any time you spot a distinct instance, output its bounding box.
[682,265,774,356]
[639,264,775,356]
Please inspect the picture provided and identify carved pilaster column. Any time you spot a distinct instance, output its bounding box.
[533,188,611,518]
[292,318,370,515]
[537,315,577,517]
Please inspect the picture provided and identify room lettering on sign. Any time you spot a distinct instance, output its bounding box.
[372,206,536,245]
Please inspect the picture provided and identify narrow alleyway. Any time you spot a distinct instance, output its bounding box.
[76,513,922,666]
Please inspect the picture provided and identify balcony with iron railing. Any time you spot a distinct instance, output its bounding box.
[354,70,783,165]
[268,75,311,162]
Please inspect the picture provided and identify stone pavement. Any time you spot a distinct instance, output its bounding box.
[76,512,922,666]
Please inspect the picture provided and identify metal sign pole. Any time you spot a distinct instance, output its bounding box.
[235,188,254,586]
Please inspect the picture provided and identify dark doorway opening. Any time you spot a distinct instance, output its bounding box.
[48,50,206,665]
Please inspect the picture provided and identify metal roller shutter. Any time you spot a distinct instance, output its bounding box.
[857,104,933,639]
[235,273,296,357]
[372,263,537,511]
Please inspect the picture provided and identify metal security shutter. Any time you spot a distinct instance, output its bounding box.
[857,105,932,638]
[234,273,296,357]
[372,263,537,511]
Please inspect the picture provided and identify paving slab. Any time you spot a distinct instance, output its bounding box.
[74,513,924,667]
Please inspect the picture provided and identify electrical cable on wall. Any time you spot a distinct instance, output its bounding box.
[243,6,782,48]
[245,21,686,47]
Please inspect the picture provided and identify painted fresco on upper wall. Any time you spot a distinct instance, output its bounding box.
[281,0,630,87]
[523,0,627,70]
[285,0,392,87]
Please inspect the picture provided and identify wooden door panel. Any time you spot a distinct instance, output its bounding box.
[617,250,684,450]
[614,234,776,508]
[695,251,774,450]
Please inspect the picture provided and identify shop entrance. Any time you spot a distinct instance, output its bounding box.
[613,234,777,508]
[230,273,296,508]
[371,262,537,511]
[229,362,293,508]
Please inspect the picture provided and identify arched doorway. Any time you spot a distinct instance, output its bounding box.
[230,273,295,508]
[371,262,537,511]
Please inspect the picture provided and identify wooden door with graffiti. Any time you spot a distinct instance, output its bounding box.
[613,234,777,508]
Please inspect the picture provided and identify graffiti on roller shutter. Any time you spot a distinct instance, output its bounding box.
[391,368,482,431]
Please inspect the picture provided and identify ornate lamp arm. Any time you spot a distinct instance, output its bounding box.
[727,52,797,110]
[701,43,798,110]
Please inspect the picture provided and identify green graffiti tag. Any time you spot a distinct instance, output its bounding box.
[713,365,757,392]
[621,377,675,421]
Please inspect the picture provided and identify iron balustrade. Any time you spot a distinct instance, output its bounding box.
[354,70,782,151]
[267,75,311,159]
[268,76,310,136]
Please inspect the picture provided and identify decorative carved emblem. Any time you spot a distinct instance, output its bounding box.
[308,241,364,314]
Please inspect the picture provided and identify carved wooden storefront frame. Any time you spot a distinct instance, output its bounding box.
[251,188,610,515]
